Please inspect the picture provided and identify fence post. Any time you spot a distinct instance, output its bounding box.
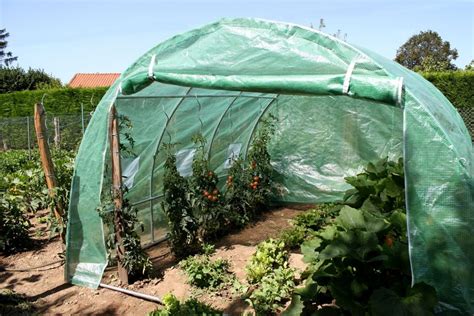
[81,103,85,134]
[33,103,65,244]
[27,116,31,158]
[109,104,129,284]
[53,117,61,149]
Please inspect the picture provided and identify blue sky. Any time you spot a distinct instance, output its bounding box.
[1,0,473,83]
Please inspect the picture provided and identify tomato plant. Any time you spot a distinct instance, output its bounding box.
[97,115,152,278]
[161,116,277,255]
[189,134,226,240]
[161,143,199,258]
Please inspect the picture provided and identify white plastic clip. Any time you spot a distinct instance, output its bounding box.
[397,77,404,106]
[148,54,156,80]
[342,59,357,94]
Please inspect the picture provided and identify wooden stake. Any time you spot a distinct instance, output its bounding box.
[108,105,129,284]
[33,103,65,243]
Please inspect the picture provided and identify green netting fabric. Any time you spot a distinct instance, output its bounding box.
[65,18,473,313]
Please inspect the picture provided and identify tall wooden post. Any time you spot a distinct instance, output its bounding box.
[109,105,129,284]
[34,103,65,243]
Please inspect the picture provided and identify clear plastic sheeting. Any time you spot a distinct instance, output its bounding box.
[176,149,196,177]
[65,18,473,313]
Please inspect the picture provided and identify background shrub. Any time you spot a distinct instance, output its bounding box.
[0,87,107,117]
[422,71,474,109]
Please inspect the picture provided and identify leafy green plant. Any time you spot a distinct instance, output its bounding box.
[247,266,295,315]
[279,225,308,250]
[148,293,221,316]
[0,149,74,252]
[161,143,199,258]
[286,158,438,315]
[98,192,153,278]
[97,115,152,278]
[279,204,339,249]
[179,250,232,290]
[0,289,35,316]
[0,195,31,253]
[343,157,405,213]
[245,238,295,314]
[246,238,289,284]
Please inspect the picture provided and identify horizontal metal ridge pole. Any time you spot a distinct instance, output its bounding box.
[99,283,163,304]
[117,94,276,100]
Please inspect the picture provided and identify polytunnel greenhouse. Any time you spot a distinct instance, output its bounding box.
[65,18,473,312]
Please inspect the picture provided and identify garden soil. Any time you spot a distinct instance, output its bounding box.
[0,206,308,315]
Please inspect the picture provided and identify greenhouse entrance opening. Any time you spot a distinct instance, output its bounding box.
[114,85,403,246]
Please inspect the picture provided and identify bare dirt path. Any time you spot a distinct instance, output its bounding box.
[0,206,309,315]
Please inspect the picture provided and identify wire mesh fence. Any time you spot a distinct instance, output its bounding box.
[458,107,474,141]
[0,110,93,151]
[0,106,473,153]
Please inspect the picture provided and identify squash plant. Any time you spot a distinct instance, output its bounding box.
[0,194,31,253]
[0,149,74,252]
[285,158,438,315]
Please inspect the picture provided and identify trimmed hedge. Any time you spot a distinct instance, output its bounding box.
[0,87,107,117]
[422,71,474,109]
[0,71,472,118]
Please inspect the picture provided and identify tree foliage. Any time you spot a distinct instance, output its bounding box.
[395,30,458,72]
[465,60,474,71]
[0,29,18,67]
[0,67,62,94]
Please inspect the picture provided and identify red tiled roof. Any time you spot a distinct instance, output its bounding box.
[68,73,120,88]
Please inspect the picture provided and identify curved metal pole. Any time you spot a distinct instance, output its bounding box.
[206,92,242,159]
[148,87,193,242]
[243,96,279,160]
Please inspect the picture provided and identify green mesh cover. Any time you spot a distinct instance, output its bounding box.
[65,18,473,313]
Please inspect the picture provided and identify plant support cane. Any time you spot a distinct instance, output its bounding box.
[33,103,65,244]
[108,105,130,284]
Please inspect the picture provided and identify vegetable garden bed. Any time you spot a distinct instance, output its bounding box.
[0,206,306,315]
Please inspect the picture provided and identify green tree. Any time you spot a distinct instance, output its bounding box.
[395,30,458,72]
[0,29,18,67]
[465,60,474,71]
[0,67,62,94]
